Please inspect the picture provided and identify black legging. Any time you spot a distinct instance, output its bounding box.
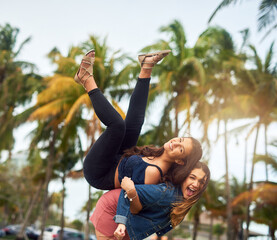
[83,78,150,190]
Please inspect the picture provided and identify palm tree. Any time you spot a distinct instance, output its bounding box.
[15,148,45,240]
[30,36,131,240]
[140,20,206,140]
[234,42,277,238]
[208,0,277,39]
[194,26,244,240]
[187,196,206,240]
[232,182,277,240]
[53,142,80,240]
[203,179,226,240]
[0,23,41,159]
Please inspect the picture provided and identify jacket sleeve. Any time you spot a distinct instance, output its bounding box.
[114,184,171,224]
[135,184,170,207]
[114,189,130,225]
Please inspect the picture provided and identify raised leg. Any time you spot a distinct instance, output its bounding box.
[118,50,171,153]
[75,51,126,190]
[118,77,150,154]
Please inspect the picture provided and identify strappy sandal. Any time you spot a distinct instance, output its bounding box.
[138,50,171,69]
[74,49,95,90]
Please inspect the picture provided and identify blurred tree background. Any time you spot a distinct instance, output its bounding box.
[0,2,276,239]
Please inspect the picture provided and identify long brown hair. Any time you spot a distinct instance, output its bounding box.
[169,162,210,228]
[122,137,202,173]
[122,145,164,158]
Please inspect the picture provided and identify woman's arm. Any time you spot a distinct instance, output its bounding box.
[144,166,162,184]
[121,177,142,214]
[114,183,171,225]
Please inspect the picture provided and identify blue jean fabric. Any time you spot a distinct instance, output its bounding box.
[114,183,184,240]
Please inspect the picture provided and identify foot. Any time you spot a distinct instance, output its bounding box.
[138,56,154,78]
[74,50,96,91]
[140,55,158,69]
[138,50,171,69]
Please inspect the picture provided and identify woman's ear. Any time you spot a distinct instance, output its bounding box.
[175,159,184,165]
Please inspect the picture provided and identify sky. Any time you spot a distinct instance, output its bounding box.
[1,0,277,232]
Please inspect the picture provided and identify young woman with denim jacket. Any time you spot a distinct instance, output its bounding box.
[74,49,203,190]
[91,161,210,240]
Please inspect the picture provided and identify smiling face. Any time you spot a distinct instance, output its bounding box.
[163,137,193,164]
[181,168,206,199]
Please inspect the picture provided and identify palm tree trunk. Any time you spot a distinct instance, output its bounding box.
[16,181,43,240]
[209,215,214,240]
[269,226,275,240]
[243,138,248,184]
[84,185,91,240]
[39,130,56,240]
[174,105,179,137]
[83,120,98,240]
[192,214,200,240]
[245,123,260,240]
[264,124,268,181]
[59,174,66,240]
[224,120,233,240]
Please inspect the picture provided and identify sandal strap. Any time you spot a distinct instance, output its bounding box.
[74,51,95,90]
[138,50,171,69]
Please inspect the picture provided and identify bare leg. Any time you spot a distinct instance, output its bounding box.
[95,229,115,240]
[138,54,157,78]
[139,67,152,78]
[118,52,171,153]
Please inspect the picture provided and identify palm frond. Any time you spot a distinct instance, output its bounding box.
[184,57,206,86]
[64,94,91,125]
[254,154,277,171]
[30,98,69,120]
[260,22,277,41]
[14,36,32,58]
[249,45,263,72]
[264,41,275,73]
[258,0,277,31]
[239,28,250,52]
[112,99,126,120]
[208,0,239,23]
[232,183,277,206]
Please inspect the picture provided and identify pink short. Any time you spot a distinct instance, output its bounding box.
[90,189,130,240]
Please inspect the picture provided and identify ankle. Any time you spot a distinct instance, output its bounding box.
[84,77,98,92]
[139,69,152,78]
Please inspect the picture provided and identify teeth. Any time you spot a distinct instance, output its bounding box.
[189,187,196,192]
[170,143,173,150]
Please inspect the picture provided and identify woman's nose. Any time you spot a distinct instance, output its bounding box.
[192,181,200,188]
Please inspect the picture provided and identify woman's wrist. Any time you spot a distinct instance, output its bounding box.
[124,188,137,201]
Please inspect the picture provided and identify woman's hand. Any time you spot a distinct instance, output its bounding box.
[121,177,135,192]
[114,224,126,240]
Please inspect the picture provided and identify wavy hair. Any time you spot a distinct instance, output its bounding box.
[167,161,210,228]
[122,137,202,175]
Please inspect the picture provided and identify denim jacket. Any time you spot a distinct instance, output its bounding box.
[114,183,184,240]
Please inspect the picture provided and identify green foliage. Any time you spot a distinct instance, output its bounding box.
[213,224,225,237]
[70,219,83,231]
[208,0,277,39]
[0,23,42,155]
